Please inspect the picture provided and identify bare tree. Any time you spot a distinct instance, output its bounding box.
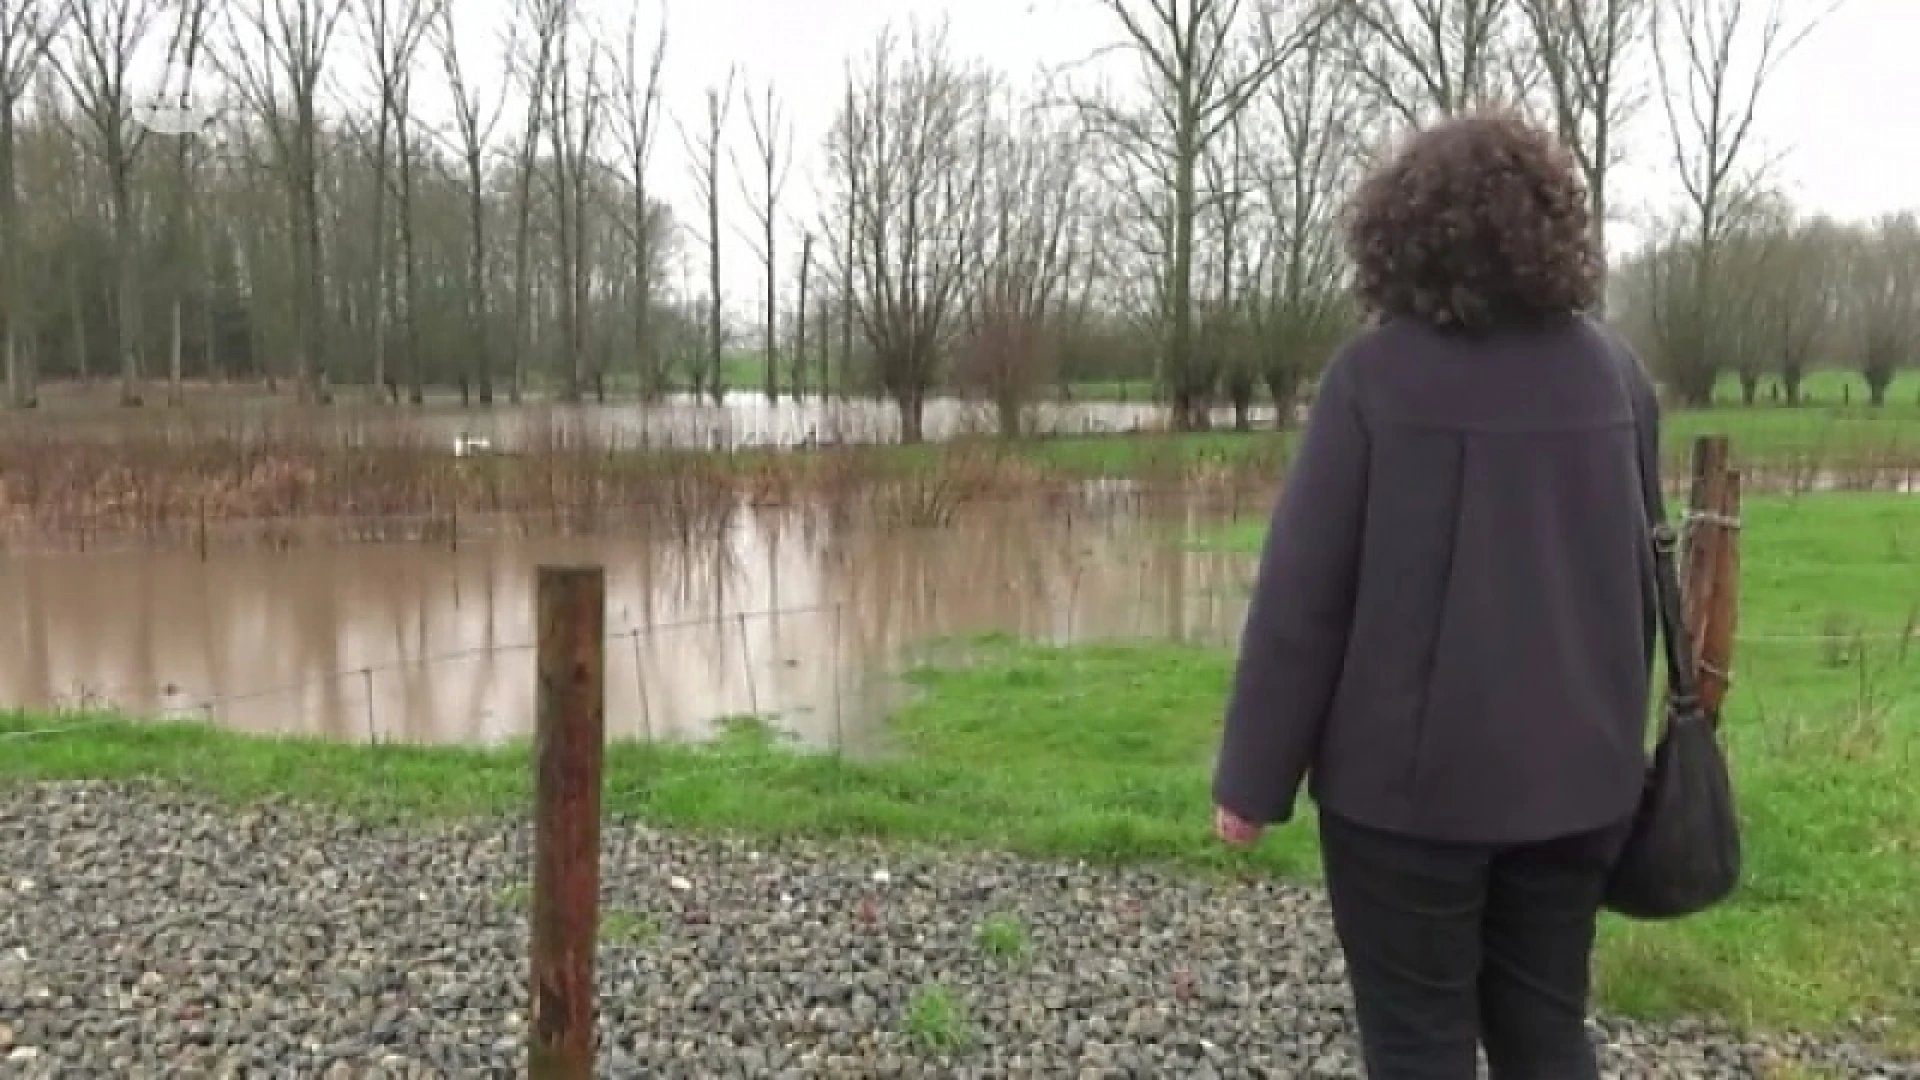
[1198,118,1257,429]
[1516,0,1648,268]
[1847,214,1920,407]
[355,0,440,403]
[433,0,512,404]
[1,0,63,407]
[732,78,790,401]
[1247,9,1360,425]
[1337,0,1530,127]
[829,77,860,399]
[1761,216,1842,405]
[677,69,734,402]
[505,0,566,404]
[1080,93,1176,399]
[1709,198,1790,404]
[51,0,171,405]
[543,2,601,402]
[828,23,990,443]
[605,8,667,399]
[955,88,1087,437]
[1650,0,1831,404]
[222,0,352,402]
[1083,0,1332,430]
[152,0,213,407]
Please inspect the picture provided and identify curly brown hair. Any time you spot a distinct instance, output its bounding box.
[1343,109,1603,333]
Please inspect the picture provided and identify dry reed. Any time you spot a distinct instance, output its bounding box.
[3,412,1916,550]
[0,418,1265,548]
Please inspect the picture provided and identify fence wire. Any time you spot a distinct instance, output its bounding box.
[1,591,1912,749]
[0,598,860,745]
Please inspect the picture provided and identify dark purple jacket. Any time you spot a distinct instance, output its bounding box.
[1213,316,1658,844]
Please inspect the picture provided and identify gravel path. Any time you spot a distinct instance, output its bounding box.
[1,782,1912,1078]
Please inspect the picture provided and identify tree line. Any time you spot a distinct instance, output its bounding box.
[1616,204,1920,408]
[0,0,1906,436]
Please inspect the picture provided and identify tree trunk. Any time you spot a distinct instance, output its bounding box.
[369,113,391,399]
[897,387,925,444]
[466,148,490,405]
[1167,124,1199,431]
[996,390,1021,440]
[632,193,653,400]
[67,261,87,383]
[169,300,184,405]
[0,110,33,409]
[795,233,811,399]
[705,135,723,405]
[112,170,141,407]
[762,211,776,401]
[571,166,591,404]
[399,130,423,405]
[510,164,535,405]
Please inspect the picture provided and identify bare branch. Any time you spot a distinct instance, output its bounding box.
[1336,0,1532,127]
[1082,0,1336,425]
[1653,0,1833,254]
[1516,0,1651,261]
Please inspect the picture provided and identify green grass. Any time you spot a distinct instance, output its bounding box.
[1661,400,1920,468]
[649,396,1918,485]
[974,911,1031,962]
[3,493,1916,1045]
[698,349,1920,408]
[701,384,1918,479]
[900,983,973,1054]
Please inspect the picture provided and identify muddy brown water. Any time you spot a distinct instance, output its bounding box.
[0,497,1258,749]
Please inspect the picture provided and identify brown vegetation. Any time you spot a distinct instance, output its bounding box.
[0,422,1269,549]
[5,415,1915,552]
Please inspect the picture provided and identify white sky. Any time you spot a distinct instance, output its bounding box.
[155,0,1920,317]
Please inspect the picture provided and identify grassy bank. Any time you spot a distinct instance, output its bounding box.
[705,363,1918,410]
[4,494,1919,1045]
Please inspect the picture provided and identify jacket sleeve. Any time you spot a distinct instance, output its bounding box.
[1212,348,1369,825]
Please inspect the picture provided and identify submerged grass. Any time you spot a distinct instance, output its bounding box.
[2,392,1918,544]
[3,493,1917,1045]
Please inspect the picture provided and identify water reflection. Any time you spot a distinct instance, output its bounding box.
[3,391,1287,452]
[0,498,1259,749]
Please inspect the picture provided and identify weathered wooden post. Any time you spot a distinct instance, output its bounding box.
[529,566,606,1079]
[1682,437,1742,715]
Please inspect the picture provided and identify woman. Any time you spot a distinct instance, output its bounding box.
[1210,109,1659,1080]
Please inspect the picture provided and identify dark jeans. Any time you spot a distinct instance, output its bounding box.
[1318,811,1632,1080]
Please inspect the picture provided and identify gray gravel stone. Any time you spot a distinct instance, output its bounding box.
[0,781,1913,1078]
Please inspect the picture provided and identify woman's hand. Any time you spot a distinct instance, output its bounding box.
[1214,806,1263,847]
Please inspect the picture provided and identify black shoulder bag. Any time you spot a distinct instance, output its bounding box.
[1603,359,1744,920]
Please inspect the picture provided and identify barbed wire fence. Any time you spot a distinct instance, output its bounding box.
[0,599,854,746]
[2,588,1912,750]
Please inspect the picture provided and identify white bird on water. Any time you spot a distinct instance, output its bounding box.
[451,432,494,458]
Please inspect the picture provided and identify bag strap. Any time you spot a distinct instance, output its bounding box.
[1606,330,1704,716]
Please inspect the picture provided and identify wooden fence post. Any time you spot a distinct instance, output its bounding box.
[1682,437,1742,716]
[529,566,606,1079]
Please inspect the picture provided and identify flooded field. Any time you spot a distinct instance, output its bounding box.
[1,390,1284,451]
[0,495,1260,749]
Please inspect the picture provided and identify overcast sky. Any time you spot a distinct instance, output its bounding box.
[169,0,1917,313]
